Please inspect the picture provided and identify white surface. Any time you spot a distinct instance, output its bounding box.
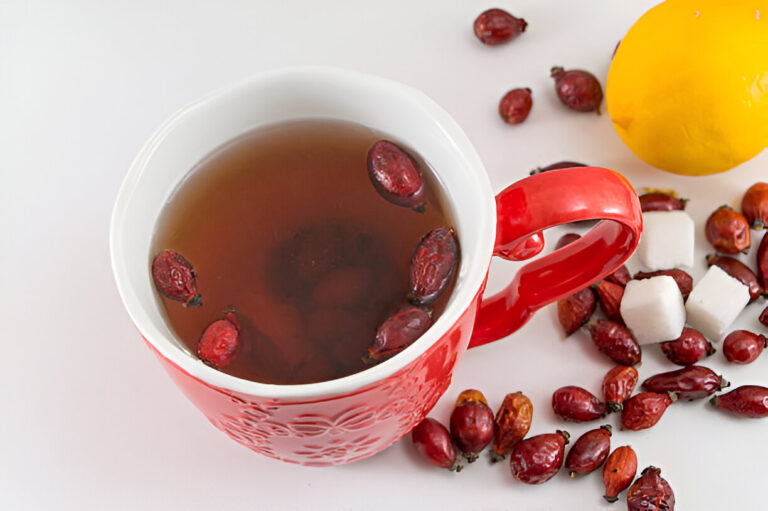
[2,1,768,510]
[636,211,695,270]
[621,277,685,345]
[686,266,752,341]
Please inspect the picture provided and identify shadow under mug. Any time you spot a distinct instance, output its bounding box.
[110,67,642,466]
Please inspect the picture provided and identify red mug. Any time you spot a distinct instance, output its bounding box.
[110,67,642,466]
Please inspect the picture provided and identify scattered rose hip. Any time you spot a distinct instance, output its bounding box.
[641,366,729,401]
[595,280,625,323]
[760,305,768,327]
[606,264,632,286]
[366,305,432,362]
[621,392,676,431]
[706,254,763,301]
[639,191,688,212]
[491,392,533,461]
[555,232,582,249]
[603,445,637,502]
[758,233,768,289]
[449,389,494,462]
[411,418,462,471]
[197,312,240,368]
[705,205,751,254]
[565,425,612,477]
[509,430,569,484]
[550,66,604,114]
[602,365,638,413]
[722,330,767,365]
[627,466,675,511]
[557,288,596,335]
[552,386,606,422]
[408,227,459,305]
[711,385,768,418]
[741,182,768,229]
[586,319,642,366]
[366,140,425,211]
[498,88,533,125]
[660,328,714,366]
[633,269,693,301]
[473,8,527,45]
[151,249,202,307]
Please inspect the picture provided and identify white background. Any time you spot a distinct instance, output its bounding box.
[2,1,767,509]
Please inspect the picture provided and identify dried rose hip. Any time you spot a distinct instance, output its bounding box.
[760,305,768,327]
[705,205,751,254]
[639,191,688,212]
[603,445,638,502]
[449,389,494,462]
[757,233,768,290]
[723,330,767,364]
[641,366,729,400]
[411,418,462,471]
[586,319,642,366]
[473,8,527,46]
[557,288,597,335]
[367,140,425,210]
[151,250,202,306]
[550,67,604,114]
[621,392,676,431]
[491,392,533,461]
[498,88,533,125]
[509,430,569,484]
[197,312,240,368]
[634,269,693,301]
[602,365,639,413]
[607,265,632,286]
[627,466,675,511]
[711,385,768,418]
[555,232,582,249]
[741,182,768,229]
[552,386,606,422]
[367,305,432,361]
[660,328,715,366]
[565,425,612,477]
[530,161,588,175]
[595,280,625,323]
[706,254,763,300]
[408,227,459,305]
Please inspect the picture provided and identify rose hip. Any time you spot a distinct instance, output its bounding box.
[621,392,676,431]
[711,385,768,418]
[706,254,763,300]
[660,328,715,366]
[498,88,532,125]
[491,392,533,461]
[565,425,612,477]
[530,161,587,175]
[586,319,642,366]
[595,280,625,323]
[641,365,729,400]
[555,232,581,249]
[705,205,751,254]
[627,466,675,511]
[760,305,768,327]
[634,269,693,301]
[741,182,768,229]
[602,365,639,413]
[197,312,240,368]
[408,227,459,305]
[550,66,604,114]
[411,418,462,471]
[367,305,432,361]
[557,288,597,335]
[603,445,638,502]
[367,140,425,210]
[758,233,768,289]
[509,430,569,484]
[552,386,606,422]
[639,191,688,212]
[607,265,632,286]
[151,249,202,307]
[723,330,767,364]
[473,8,527,46]
[449,389,494,462]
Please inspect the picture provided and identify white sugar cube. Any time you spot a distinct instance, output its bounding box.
[636,211,695,270]
[685,265,750,341]
[620,276,686,345]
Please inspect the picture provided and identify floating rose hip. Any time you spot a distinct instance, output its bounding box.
[411,418,462,471]
[366,305,432,362]
[634,269,693,301]
[595,280,625,323]
[705,205,751,254]
[602,365,638,413]
[550,66,604,114]
[498,88,532,125]
[197,312,240,368]
[758,233,768,289]
[408,227,459,305]
[603,445,638,503]
[491,391,533,461]
[449,389,494,462]
[367,140,425,210]
[660,328,714,366]
[641,366,729,400]
[627,466,675,511]
[530,161,588,175]
[722,330,767,364]
[473,8,527,45]
[565,425,612,477]
[741,182,768,229]
[711,385,768,418]
[706,254,763,301]
[557,288,597,335]
[639,191,688,212]
[621,392,676,431]
[509,430,569,484]
[586,319,642,366]
[552,386,606,422]
[151,249,202,306]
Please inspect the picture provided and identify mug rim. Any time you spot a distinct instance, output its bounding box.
[110,66,497,400]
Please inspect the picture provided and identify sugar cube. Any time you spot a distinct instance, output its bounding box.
[685,265,751,341]
[636,211,695,270]
[620,276,686,345]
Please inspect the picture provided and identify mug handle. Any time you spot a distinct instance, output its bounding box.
[468,167,642,348]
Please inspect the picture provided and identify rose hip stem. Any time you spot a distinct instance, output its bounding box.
[565,425,612,477]
[660,327,715,366]
[491,392,533,461]
[449,389,494,462]
[602,365,639,413]
[641,366,729,400]
[408,227,459,305]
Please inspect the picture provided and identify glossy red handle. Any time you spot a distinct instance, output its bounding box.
[468,167,642,348]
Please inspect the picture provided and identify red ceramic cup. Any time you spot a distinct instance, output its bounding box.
[110,67,641,466]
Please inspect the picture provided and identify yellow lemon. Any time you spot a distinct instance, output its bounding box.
[607,0,768,176]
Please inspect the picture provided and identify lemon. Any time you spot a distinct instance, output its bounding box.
[607,0,768,176]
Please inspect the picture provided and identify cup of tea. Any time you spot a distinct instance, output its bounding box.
[110,67,641,466]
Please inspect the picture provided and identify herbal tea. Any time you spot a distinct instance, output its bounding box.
[151,119,459,384]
